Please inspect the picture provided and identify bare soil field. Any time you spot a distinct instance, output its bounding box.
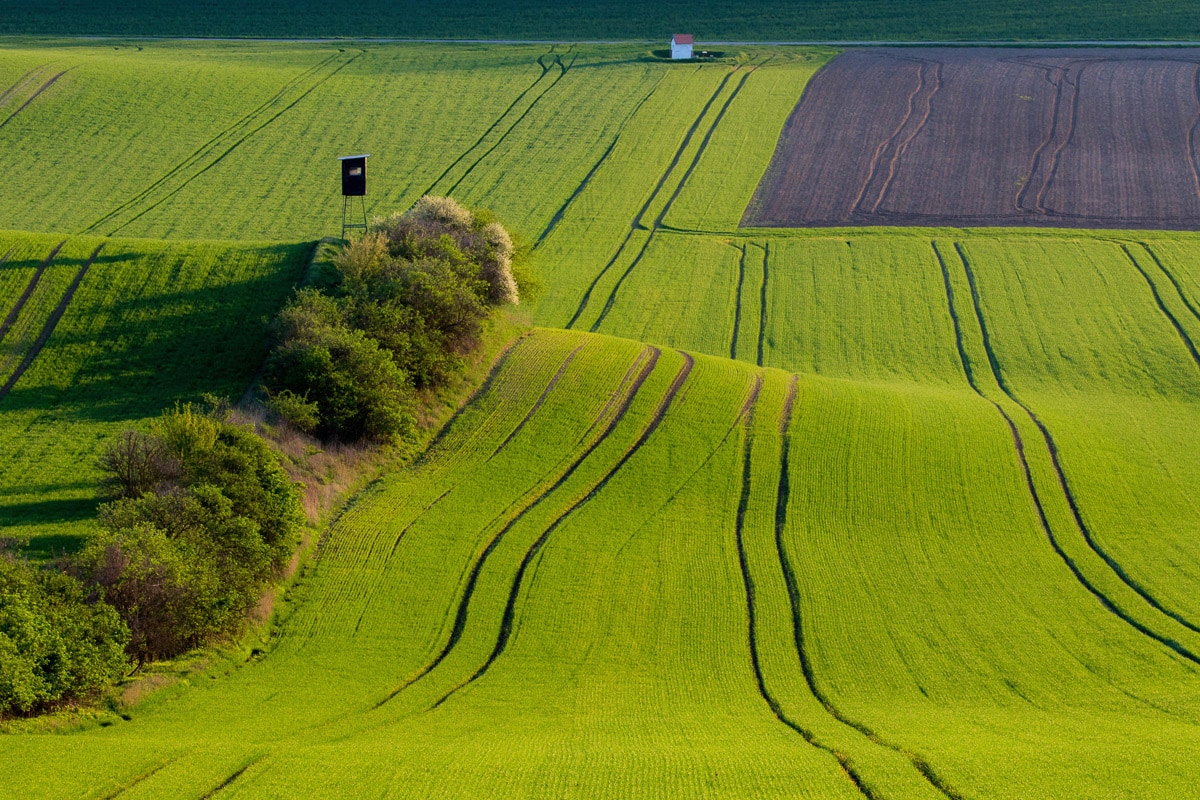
[744,48,1200,229]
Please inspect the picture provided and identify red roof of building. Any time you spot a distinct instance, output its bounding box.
[672,34,694,44]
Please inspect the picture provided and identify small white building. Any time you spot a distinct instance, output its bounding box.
[671,34,694,60]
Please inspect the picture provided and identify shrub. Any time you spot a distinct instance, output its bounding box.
[0,554,128,715]
[97,430,181,499]
[265,389,320,434]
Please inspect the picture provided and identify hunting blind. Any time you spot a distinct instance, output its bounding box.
[338,154,369,238]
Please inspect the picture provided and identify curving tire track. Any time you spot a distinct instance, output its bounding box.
[589,62,766,332]
[732,376,877,800]
[870,60,944,214]
[1120,244,1200,372]
[935,240,1200,662]
[566,66,737,329]
[0,65,48,109]
[850,58,927,216]
[428,352,695,709]
[488,343,584,460]
[771,374,962,800]
[756,242,769,366]
[0,240,64,345]
[1138,242,1200,326]
[422,50,557,199]
[372,347,663,709]
[730,243,748,359]
[0,242,104,404]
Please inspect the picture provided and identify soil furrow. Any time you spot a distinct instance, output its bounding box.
[871,60,943,213]
[1016,64,1067,212]
[757,242,769,366]
[0,240,65,344]
[430,352,695,708]
[422,51,556,199]
[535,70,669,248]
[106,51,365,237]
[0,69,68,130]
[442,53,576,198]
[0,242,103,404]
[1034,64,1082,214]
[772,372,960,799]
[1120,244,1200,372]
[566,66,736,329]
[850,59,926,216]
[82,51,343,234]
[732,379,876,800]
[945,241,1200,657]
[489,344,584,460]
[730,244,747,359]
[372,348,662,709]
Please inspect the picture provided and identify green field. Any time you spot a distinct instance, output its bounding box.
[2,39,1200,798]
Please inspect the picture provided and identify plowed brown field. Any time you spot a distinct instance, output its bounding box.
[744,48,1200,229]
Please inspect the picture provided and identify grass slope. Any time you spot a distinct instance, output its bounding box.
[0,230,311,555]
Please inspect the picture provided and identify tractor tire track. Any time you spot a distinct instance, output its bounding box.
[1016,64,1068,212]
[198,755,265,799]
[938,241,1200,660]
[566,66,736,329]
[871,60,943,213]
[1034,63,1083,215]
[0,240,65,345]
[1138,242,1200,326]
[535,69,670,248]
[488,343,584,460]
[732,378,876,800]
[0,68,69,130]
[102,51,364,237]
[0,66,48,108]
[429,352,694,709]
[850,59,927,216]
[730,243,748,359]
[1120,244,1200,373]
[589,63,762,331]
[372,348,662,709]
[441,53,578,198]
[0,242,104,404]
[422,51,557,198]
[97,757,180,799]
[756,242,770,366]
[1187,64,1200,202]
[771,373,961,799]
[83,50,343,234]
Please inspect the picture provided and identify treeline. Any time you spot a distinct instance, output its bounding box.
[0,197,526,717]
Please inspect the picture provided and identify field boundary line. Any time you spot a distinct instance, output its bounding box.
[428,352,695,709]
[0,239,64,344]
[936,240,1200,660]
[732,375,878,800]
[370,346,662,709]
[0,241,103,404]
[772,374,960,799]
[0,67,69,130]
